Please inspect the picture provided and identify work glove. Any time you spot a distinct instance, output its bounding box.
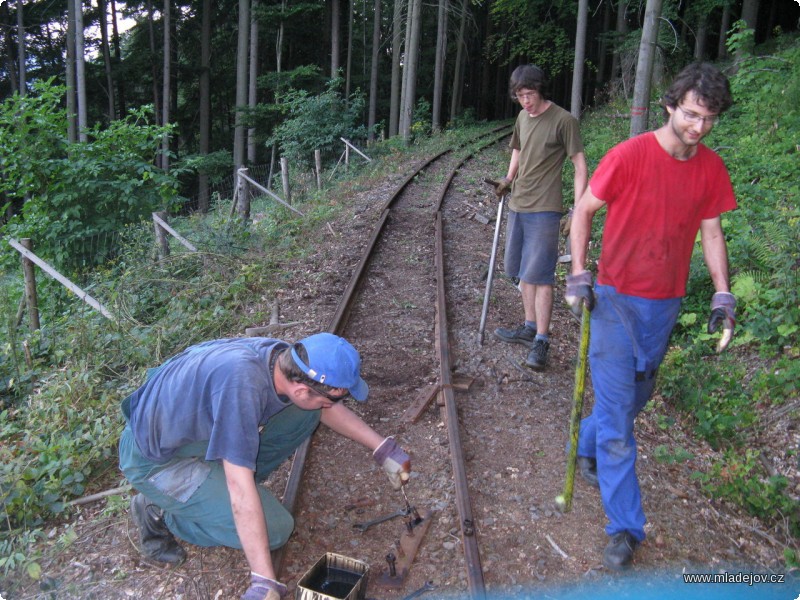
[565,271,595,317]
[707,292,736,353]
[373,437,411,490]
[494,177,512,198]
[560,209,573,237]
[241,573,287,600]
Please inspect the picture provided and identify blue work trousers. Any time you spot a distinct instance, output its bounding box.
[119,404,320,550]
[577,285,680,541]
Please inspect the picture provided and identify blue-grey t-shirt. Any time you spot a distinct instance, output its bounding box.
[127,338,291,470]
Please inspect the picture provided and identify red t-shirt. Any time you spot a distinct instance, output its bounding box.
[591,132,736,299]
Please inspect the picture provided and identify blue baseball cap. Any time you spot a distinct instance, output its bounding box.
[292,333,369,402]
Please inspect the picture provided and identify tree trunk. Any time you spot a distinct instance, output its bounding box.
[233,0,250,174]
[330,0,340,77]
[345,0,354,97]
[449,0,468,120]
[110,0,126,116]
[74,0,88,142]
[161,0,171,171]
[17,0,25,95]
[570,0,589,119]
[276,0,285,72]
[630,0,662,137]
[147,0,161,125]
[98,0,116,119]
[1,0,19,95]
[431,0,448,132]
[248,0,259,164]
[732,0,759,71]
[610,0,629,81]
[400,0,421,141]
[594,0,612,97]
[718,2,731,59]
[740,0,759,32]
[198,0,211,213]
[367,0,380,141]
[388,0,403,137]
[66,0,76,142]
[694,19,708,59]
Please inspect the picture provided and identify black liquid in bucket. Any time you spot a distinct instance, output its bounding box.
[304,566,361,599]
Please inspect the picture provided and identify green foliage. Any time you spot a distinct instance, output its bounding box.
[659,347,756,449]
[726,20,756,56]
[487,0,575,75]
[0,82,183,274]
[693,449,799,537]
[411,98,433,140]
[267,78,369,169]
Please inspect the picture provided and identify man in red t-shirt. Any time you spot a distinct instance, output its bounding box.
[565,63,737,571]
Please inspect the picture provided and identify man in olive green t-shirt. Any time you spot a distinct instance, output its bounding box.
[493,64,587,371]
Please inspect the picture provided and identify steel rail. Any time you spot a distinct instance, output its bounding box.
[272,125,512,579]
[433,212,486,598]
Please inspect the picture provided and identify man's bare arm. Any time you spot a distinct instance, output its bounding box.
[223,460,275,578]
[570,184,606,274]
[320,402,384,451]
[570,151,588,208]
[700,216,731,293]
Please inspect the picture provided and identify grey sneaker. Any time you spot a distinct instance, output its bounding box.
[494,324,536,347]
[131,493,187,565]
[525,338,550,371]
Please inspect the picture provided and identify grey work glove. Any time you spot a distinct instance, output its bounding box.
[707,292,736,353]
[565,271,595,317]
[373,437,411,490]
[494,177,512,198]
[241,573,287,600]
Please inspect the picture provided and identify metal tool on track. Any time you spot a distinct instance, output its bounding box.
[401,580,436,600]
[352,508,410,533]
[478,177,507,345]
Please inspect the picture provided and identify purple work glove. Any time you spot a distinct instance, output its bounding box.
[565,271,595,317]
[707,292,736,352]
[494,177,512,198]
[241,573,287,600]
[373,437,411,490]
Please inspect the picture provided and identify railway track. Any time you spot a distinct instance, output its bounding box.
[273,125,512,599]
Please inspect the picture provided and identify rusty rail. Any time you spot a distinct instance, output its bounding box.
[273,125,512,587]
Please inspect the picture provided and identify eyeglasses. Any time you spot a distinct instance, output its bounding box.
[307,381,350,402]
[677,106,719,126]
[515,92,537,102]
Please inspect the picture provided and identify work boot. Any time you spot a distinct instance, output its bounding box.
[494,324,535,347]
[525,338,550,371]
[577,456,599,488]
[603,531,639,571]
[131,493,187,565]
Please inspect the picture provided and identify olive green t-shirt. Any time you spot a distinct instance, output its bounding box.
[509,103,583,213]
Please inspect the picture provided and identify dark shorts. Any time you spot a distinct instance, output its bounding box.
[503,210,561,285]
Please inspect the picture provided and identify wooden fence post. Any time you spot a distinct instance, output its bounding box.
[237,167,251,220]
[314,149,322,191]
[345,144,350,172]
[20,238,40,330]
[153,211,170,260]
[280,157,291,205]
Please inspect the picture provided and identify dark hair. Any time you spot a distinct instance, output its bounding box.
[277,344,340,394]
[661,62,732,118]
[509,64,550,101]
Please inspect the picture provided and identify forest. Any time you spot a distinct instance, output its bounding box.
[2,0,799,217]
[0,0,799,593]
